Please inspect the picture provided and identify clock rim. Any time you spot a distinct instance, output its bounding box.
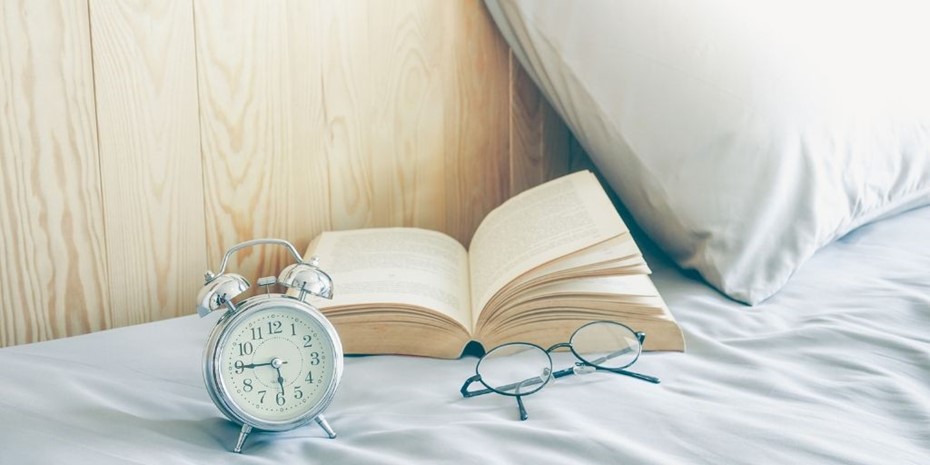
[203,296,344,432]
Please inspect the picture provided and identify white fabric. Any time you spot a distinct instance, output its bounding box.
[485,0,930,304]
[1,206,928,464]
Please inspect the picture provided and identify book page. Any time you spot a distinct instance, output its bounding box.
[509,234,643,284]
[468,171,626,326]
[506,275,663,306]
[307,228,472,331]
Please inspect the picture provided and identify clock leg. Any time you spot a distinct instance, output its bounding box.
[233,424,253,453]
[315,415,336,439]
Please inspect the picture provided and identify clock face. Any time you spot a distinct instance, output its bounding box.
[215,304,337,424]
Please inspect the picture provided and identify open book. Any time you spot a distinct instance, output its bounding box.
[303,171,684,359]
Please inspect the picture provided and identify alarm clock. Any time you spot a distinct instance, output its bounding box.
[195,238,343,453]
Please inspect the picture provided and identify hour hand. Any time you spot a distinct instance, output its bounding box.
[272,358,287,394]
[275,369,286,394]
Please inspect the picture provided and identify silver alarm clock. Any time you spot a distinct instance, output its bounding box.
[196,238,343,453]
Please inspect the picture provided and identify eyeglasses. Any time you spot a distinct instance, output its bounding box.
[459,320,659,420]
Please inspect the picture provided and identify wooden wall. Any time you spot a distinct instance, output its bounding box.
[0,0,589,347]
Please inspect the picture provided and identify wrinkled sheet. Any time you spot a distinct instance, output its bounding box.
[1,207,928,464]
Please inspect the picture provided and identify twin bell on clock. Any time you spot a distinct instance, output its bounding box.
[195,238,344,453]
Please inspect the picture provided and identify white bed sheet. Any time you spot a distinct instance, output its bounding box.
[1,206,928,464]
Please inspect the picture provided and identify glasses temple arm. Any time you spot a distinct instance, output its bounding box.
[596,332,658,383]
[586,345,637,366]
[460,372,552,398]
[490,373,550,394]
[515,395,529,421]
[551,363,659,383]
[601,366,660,384]
[461,375,534,420]
[460,375,493,398]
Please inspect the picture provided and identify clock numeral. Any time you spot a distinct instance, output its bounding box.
[291,323,297,336]
[243,379,253,392]
[276,391,286,406]
[267,320,283,335]
[251,326,263,340]
[309,352,321,366]
[234,360,245,374]
[305,371,314,383]
[303,335,313,347]
[258,390,267,403]
[294,386,304,400]
[238,342,254,356]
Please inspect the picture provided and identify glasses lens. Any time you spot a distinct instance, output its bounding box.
[571,321,641,369]
[477,343,552,396]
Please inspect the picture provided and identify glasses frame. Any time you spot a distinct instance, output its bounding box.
[460,321,660,420]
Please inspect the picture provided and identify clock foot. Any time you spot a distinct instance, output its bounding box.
[315,415,336,439]
[233,424,253,453]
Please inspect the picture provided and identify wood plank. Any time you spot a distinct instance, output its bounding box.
[324,0,511,247]
[0,0,109,346]
[194,0,330,281]
[509,52,571,195]
[320,0,374,232]
[442,0,510,247]
[89,0,206,326]
[323,0,451,234]
[370,0,447,232]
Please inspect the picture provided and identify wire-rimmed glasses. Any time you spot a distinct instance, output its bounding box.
[459,321,659,420]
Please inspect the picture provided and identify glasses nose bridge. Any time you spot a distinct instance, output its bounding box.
[546,341,572,353]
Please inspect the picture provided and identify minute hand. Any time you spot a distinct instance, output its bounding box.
[241,361,273,369]
[241,360,287,369]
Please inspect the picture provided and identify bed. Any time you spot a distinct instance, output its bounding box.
[1,203,927,464]
[3,1,929,463]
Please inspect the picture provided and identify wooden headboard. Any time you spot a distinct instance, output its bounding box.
[0,0,589,347]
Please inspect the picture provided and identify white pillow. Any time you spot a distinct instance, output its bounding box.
[486,0,930,304]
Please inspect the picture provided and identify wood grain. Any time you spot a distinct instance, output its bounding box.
[0,0,586,347]
[321,0,374,232]
[194,0,330,282]
[510,52,572,195]
[367,1,448,233]
[442,0,511,247]
[89,0,206,326]
[0,0,110,346]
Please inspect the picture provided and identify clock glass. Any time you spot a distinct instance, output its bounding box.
[216,304,336,423]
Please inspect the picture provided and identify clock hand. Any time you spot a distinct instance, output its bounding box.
[241,361,273,369]
[271,358,287,394]
[274,367,286,394]
[236,359,287,370]
[241,359,288,369]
